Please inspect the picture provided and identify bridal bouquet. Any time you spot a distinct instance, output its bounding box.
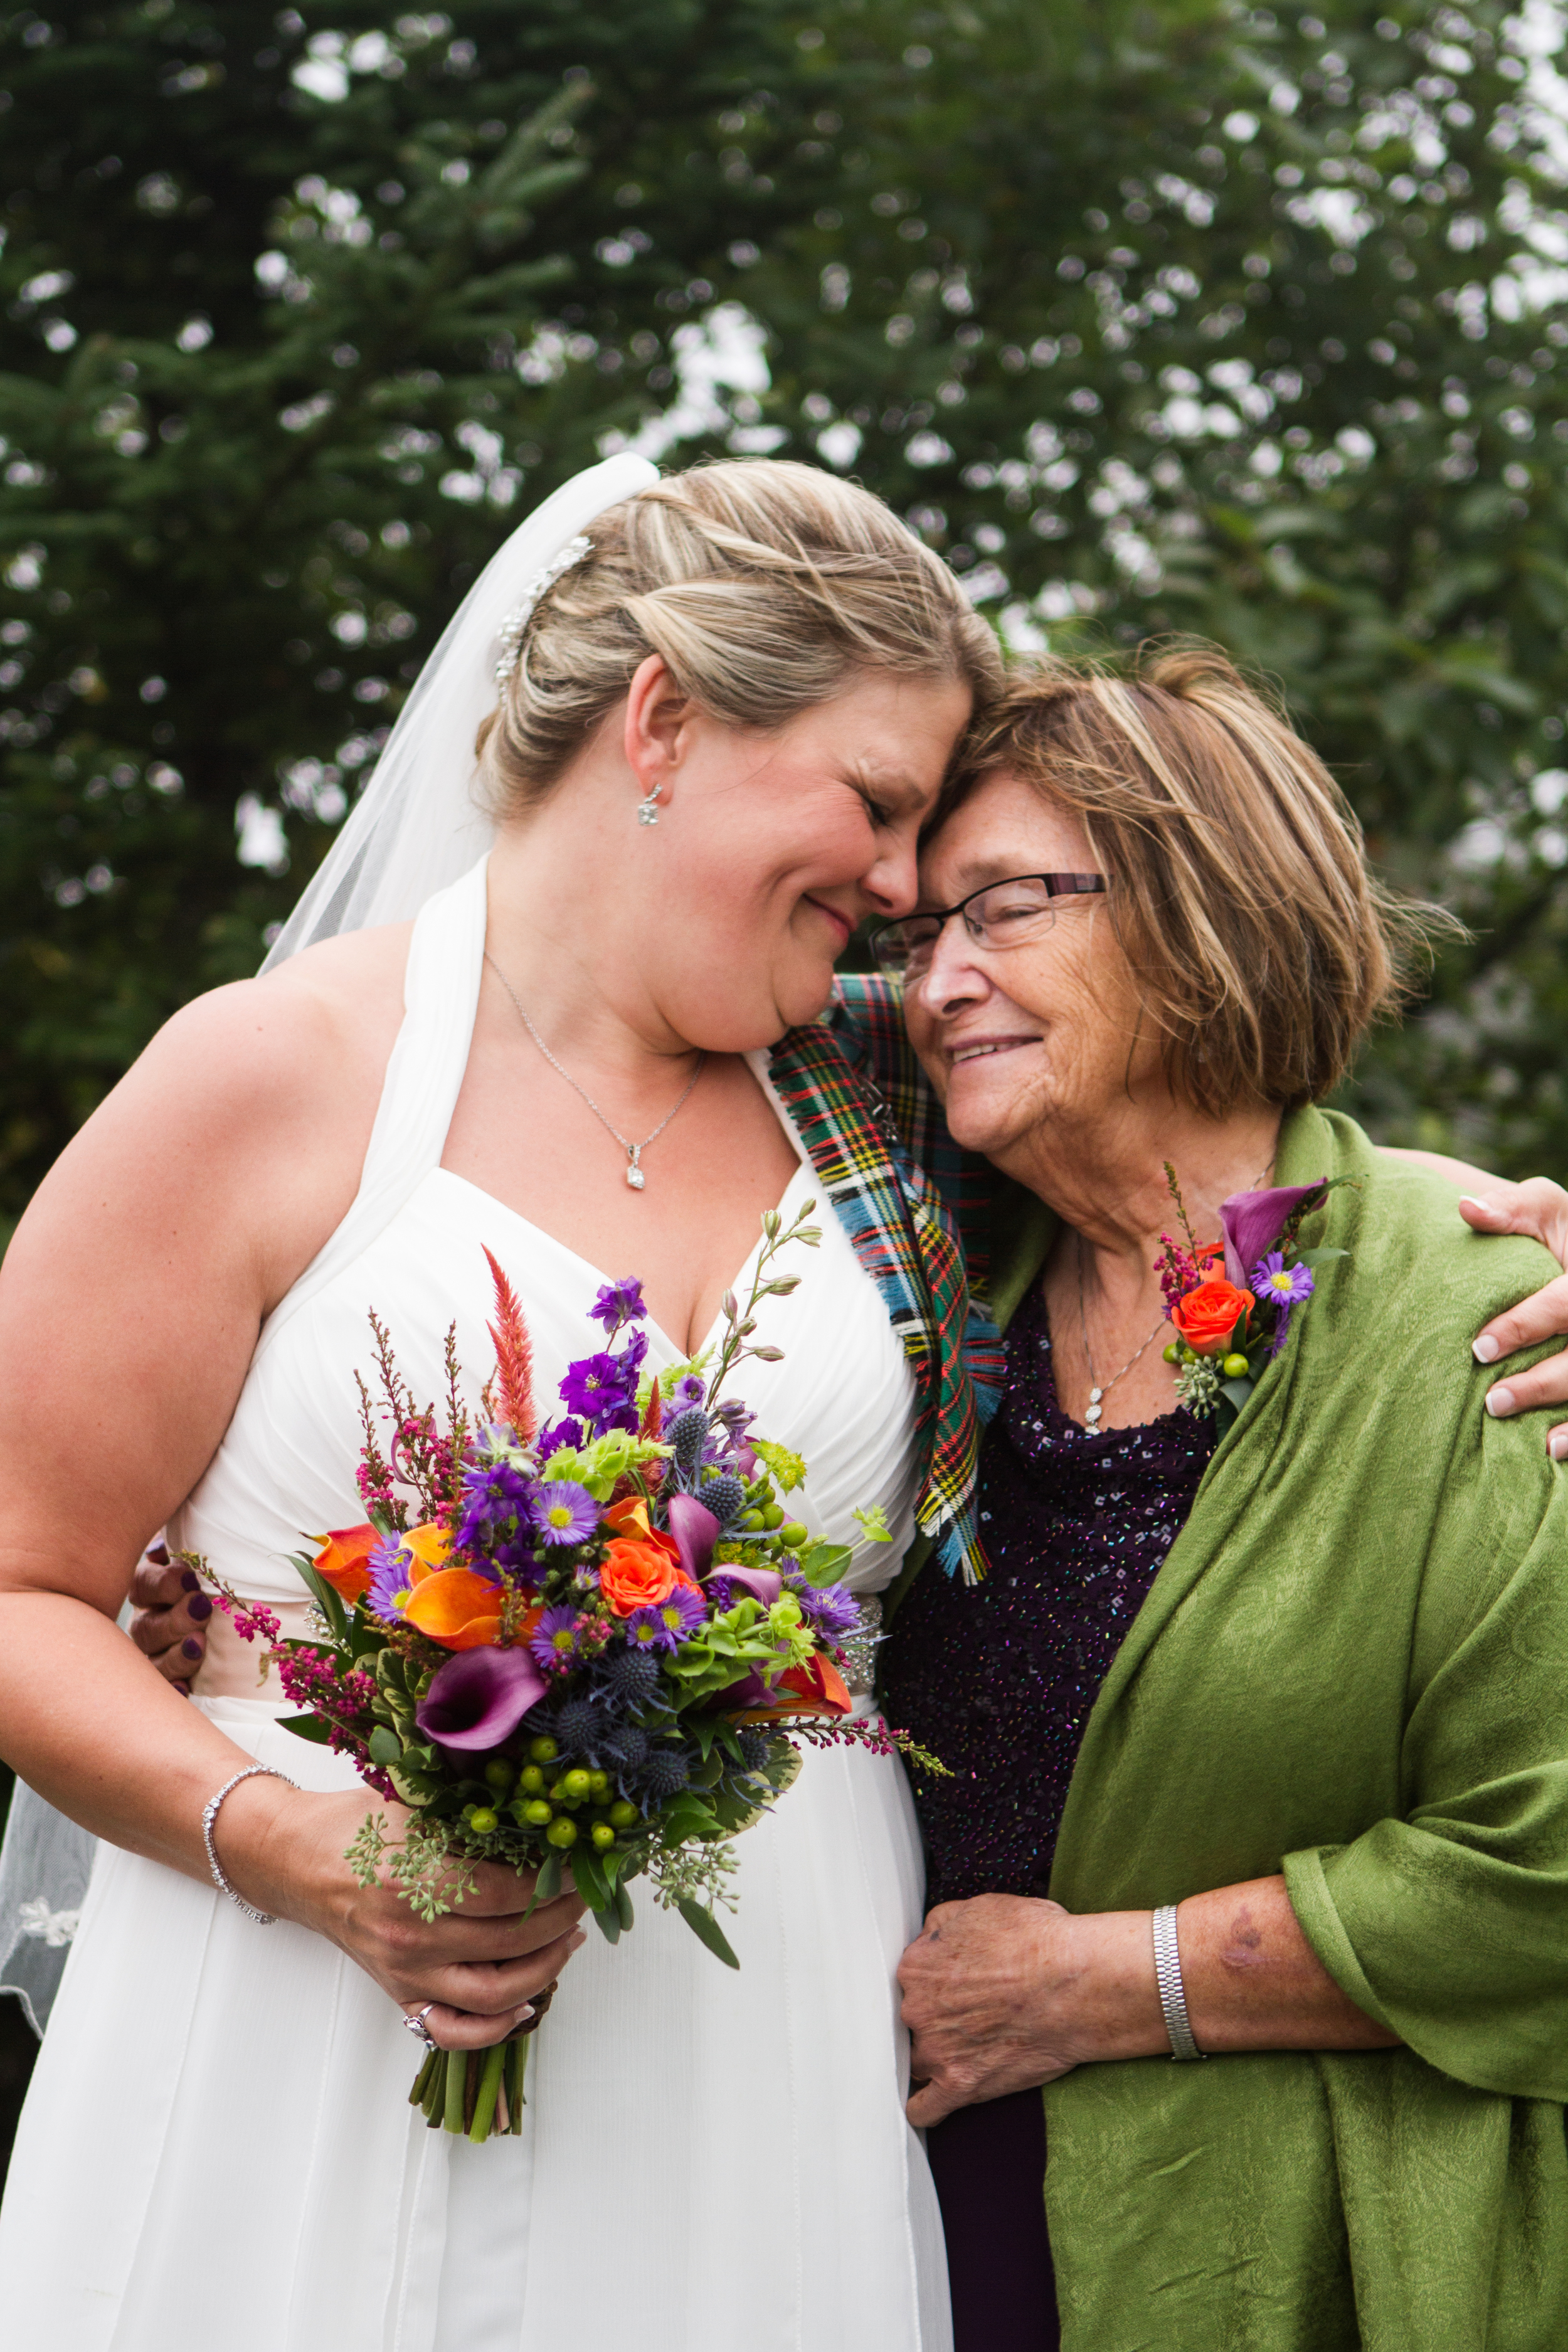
[198,1197,928,2141]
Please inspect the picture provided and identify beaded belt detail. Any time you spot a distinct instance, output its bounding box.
[839,1594,882,1698]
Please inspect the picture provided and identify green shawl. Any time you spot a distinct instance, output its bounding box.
[911,1104,1568,2349]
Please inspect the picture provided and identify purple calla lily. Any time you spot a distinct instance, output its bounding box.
[413,1644,548,1753]
[1218,1182,1327,1289]
[666,1493,720,1582]
[709,1564,783,1606]
[713,1668,773,1711]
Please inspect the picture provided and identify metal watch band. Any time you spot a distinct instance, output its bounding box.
[1152,1901,1205,2062]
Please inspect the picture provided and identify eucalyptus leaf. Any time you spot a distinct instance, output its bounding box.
[1296,1247,1349,1268]
[677,1898,740,1970]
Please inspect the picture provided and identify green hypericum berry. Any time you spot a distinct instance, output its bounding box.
[1162,1340,1181,1364]
[468,1807,499,1835]
[778,1522,808,1547]
[527,1735,559,1764]
[587,1770,610,1797]
[590,1823,616,1850]
[608,1799,638,1828]
[546,1817,578,1848]
[522,1799,553,1827]
[761,1503,785,1529]
[739,1510,765,1532]
[484,1760,515,1794]
[1222,1353,1251,1378]
[561,1768,592,1801]
[518,1764,546,1795]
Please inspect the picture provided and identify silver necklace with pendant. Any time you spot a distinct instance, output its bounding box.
[485,953,705,1190]
[1076,1234,1167,1430]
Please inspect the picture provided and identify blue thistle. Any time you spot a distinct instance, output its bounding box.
[667,1406,710,1471]
[699,1473,746,1525]
[736,1727,772,1772]
[642,1748,690,1799]
[549,1697,605,1761]
[600,1647,663,1707]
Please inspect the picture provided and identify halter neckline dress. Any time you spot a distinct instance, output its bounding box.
[0,859,951,2352]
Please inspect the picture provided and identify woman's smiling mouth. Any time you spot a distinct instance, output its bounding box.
[950,1034,1041,1066]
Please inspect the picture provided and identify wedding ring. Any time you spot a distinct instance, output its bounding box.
[403,2003,439,2053]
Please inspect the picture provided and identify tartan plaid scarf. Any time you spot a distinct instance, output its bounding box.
[767,974,1004,1582]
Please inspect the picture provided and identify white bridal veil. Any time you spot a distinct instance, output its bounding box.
[0,450,660,2033]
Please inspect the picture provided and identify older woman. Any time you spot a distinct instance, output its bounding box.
[866,647,1568,2351]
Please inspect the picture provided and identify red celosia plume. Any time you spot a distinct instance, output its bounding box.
[481,1246,536,1446]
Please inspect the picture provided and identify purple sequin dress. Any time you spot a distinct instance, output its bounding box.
[881,1283,1216,2352]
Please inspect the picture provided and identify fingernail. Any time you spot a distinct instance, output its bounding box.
[181,1637,203,1659]
[186,1593,213,1620]
[1551,1433,1568,1463]
[1486,1385,1517,1417]
[516,2003,535,2021]
[179,1569,200,1592]
[1460,1195,1501,1216]
[1473,1334,1501,1364]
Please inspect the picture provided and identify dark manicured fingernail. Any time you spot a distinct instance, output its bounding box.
[147,1544,170,1565]
[182,1637,203,1659]
[179,1568,200,1592]
[186,1593,213,1620]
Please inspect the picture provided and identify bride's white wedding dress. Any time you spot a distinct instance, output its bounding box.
[0,858,951,2352]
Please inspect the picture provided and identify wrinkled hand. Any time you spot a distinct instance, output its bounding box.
[218,1777,588,2052]
[898,1894,1099,2129]
[128,1544,211,1689]
[1461,1179,1568,1457]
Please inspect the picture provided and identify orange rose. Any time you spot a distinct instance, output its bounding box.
[311,1524,379,1604]
[1169,1277,1253,1359]
[598,1538,681,1616]
[402,1566,504,1650]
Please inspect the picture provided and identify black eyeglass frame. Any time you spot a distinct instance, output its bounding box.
[867,871,1110,973]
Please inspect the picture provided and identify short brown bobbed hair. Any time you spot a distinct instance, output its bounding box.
[476,457,1004,814]
[943,642,1460,1113]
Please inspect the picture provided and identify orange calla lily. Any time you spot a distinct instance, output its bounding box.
[605,1496,652,1540]
[310,1524,379,1604]
[401,1522,451,1580]
[402,1567,503,1651]
[741,1652,852,1724]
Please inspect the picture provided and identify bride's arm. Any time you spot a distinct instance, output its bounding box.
[0,956,583,2047]
[1382,1149,1568,1454]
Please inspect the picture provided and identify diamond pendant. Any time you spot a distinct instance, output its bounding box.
[1084,1385,1103,1429]
[626,1150,645,1190]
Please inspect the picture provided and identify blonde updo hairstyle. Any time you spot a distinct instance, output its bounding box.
[475,457,1004,815]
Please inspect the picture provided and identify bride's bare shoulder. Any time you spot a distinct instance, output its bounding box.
[146,919,412,1110]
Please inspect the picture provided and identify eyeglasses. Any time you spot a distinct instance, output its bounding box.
[868,872,1109,979]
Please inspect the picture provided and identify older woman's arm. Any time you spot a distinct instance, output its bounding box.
[1382,1152,1568,1453]
[900,1876,1397,2126]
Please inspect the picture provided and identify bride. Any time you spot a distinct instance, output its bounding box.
[0,453,1004,2349]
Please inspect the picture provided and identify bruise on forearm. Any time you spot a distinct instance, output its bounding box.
[1175,1875,1401,2055]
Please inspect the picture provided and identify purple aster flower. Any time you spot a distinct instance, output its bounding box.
[536,1415,586,1459]
[1250,1251,1315,1310]
[529,1604,585,1673]
[625,1583,707,1653]
[532,1480,598,1546]
[589,1278,647,1335]
[797,1581,861,1643]
[367,1537,414,1622]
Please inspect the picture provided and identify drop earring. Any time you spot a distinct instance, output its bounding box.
[636,783,662,828]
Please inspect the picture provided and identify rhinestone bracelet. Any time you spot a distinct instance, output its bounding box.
[201,1764,297,1926]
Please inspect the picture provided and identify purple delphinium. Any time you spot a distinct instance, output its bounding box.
[456,1459,534,1549]
[536,1415,586,1459]
[625,1583,707,1652]
[794,1580,861,1643]
[529,1604,585,1673]
[669,1372,706,1411]
[559,1348,641,1434]
[589,1278,647,1337]
[532,1480,598,1546]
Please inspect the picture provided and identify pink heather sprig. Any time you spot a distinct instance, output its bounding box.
[208,1589,283,1648]
[1156,1232,1200,1312]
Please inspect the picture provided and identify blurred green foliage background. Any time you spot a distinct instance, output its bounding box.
[1,0,1565,1231]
